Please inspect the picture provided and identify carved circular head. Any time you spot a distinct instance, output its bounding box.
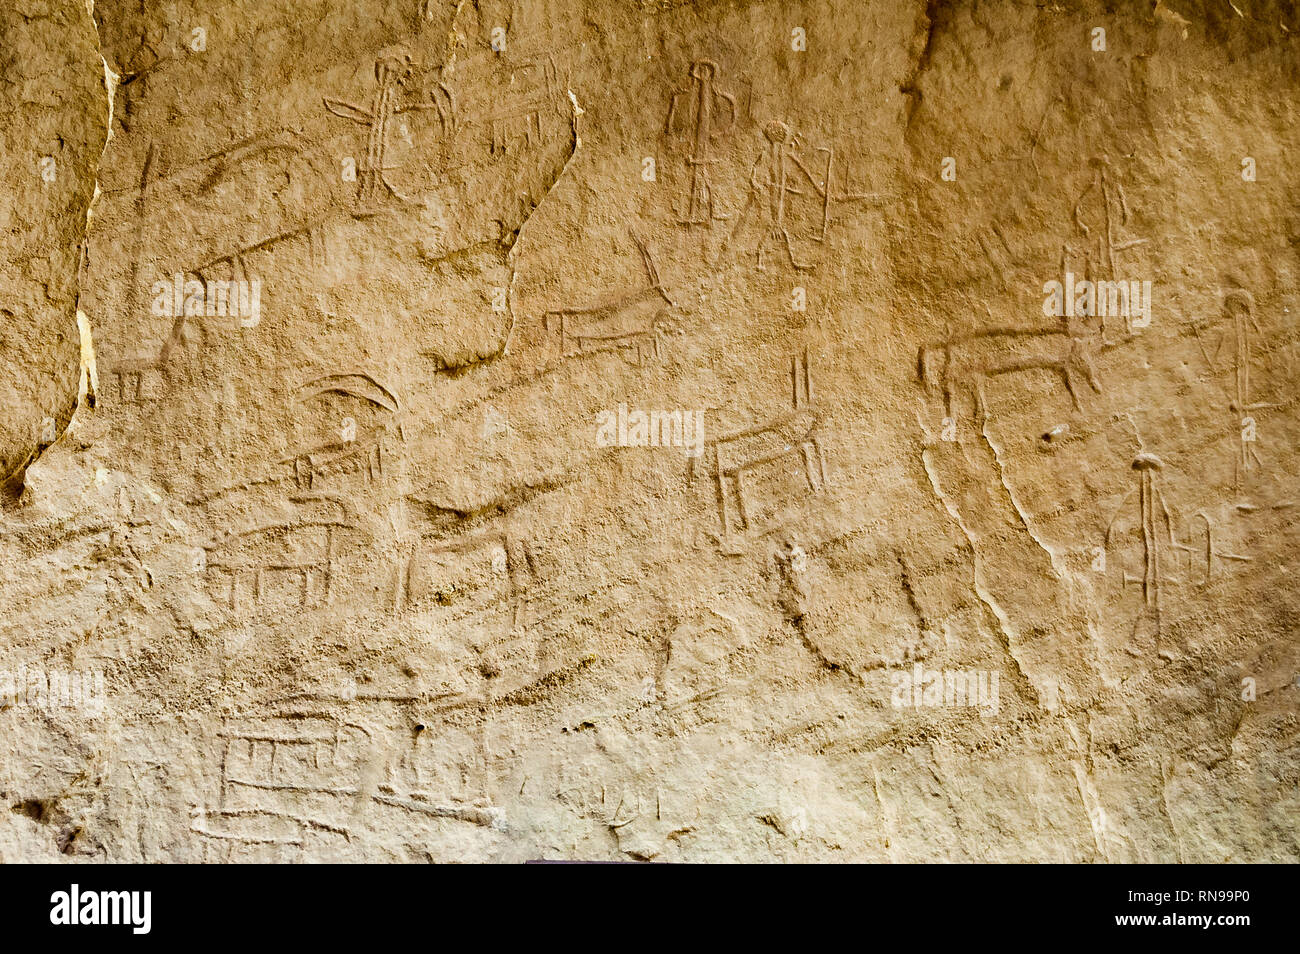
[763,120,791,144]
[689,60,719,81]
[375,51,414,83]
[1223,288,1254,317]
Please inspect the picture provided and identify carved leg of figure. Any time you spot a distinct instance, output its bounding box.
[719,193,758,265]
[782,228,813,270]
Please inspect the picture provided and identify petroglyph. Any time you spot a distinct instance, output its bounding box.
[917,318,1105,424]
[543,232,675,365]
[1104,454,1252,641]
[0,0,1295,866]
[694,351,826,549]
[722,121,871,271]
[664,59,748,226]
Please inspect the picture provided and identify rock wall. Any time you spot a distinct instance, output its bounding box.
[0,0,1296,862]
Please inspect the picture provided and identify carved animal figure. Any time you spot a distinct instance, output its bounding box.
[543,232,675,364]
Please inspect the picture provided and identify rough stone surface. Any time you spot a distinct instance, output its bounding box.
[0,0,1296,862]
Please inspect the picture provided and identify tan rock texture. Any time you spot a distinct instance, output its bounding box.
[0,0,1296,862]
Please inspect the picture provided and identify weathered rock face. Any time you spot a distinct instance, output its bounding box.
[0,0,1296,862]
[0,1,106,499]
